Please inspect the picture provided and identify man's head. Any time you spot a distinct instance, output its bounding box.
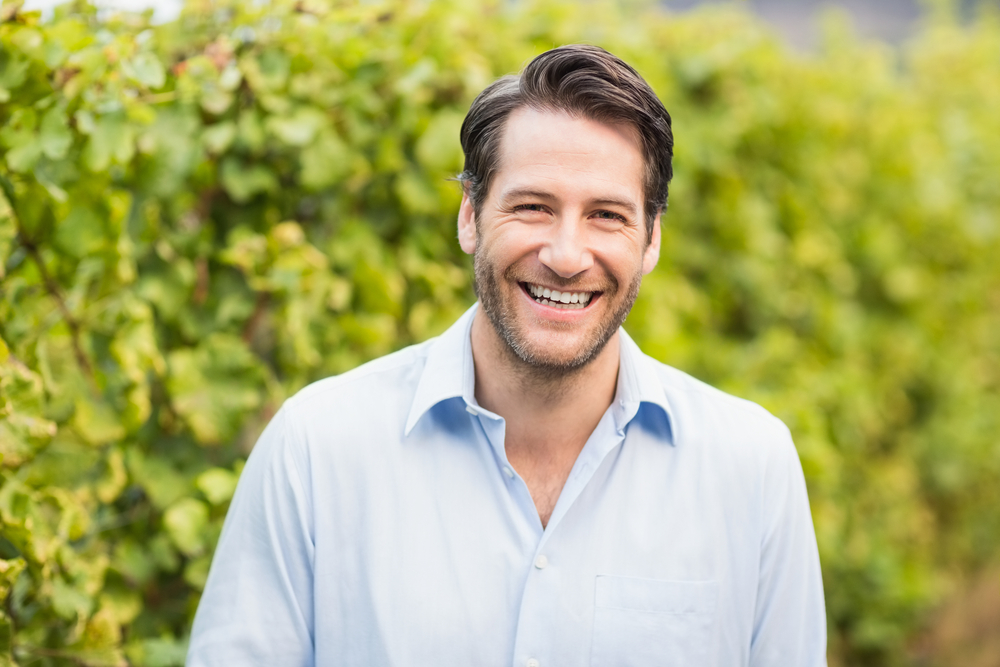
[458,44,673,242]
[456,46,673,376]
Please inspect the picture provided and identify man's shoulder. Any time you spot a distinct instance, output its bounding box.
[639,352,792,449]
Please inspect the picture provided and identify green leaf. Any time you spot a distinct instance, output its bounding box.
[266,106,327,147]
[54,204,107,258]
[95,449,127,503]
[40,106,73,159]
[195,467,238,505]
[0,558,26,601]
[236,109,266,152]
[0,50,29,98]
[220,158,279,203]
[0,611,13,661]
[166,334,265,445]
[199,87,233,115]
[202,121,237,154]
[84,113,135,172]
[124,636,188,667]
[0,214,15,280]
[126,450,187,511]
[51,576,93,620]
[415,110,465,172]
[0,354,57,466]
[182,553,211,590]
[0,108,40,173]
[245,49,290,92]
[99,583,143,625]
[300,129,351,190]
[66,608,126,667]
[112,539,157,586]
[71,395,125,446]
[163,498,209,557]
[123,52,166,89]
[394,169,439,215]
[5,142,41,173]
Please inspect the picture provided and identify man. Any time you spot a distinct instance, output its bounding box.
[188,45,827,666]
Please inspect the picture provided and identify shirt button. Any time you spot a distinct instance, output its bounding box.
[534,555,548,569]
[527,660,540,667]
[503,466,514,478]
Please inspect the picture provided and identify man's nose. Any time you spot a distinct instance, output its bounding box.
[537,217,595,279]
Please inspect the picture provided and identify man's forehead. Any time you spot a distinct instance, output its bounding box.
[486,127,642,213]
[492,107,645,185]
[498,106,642,149]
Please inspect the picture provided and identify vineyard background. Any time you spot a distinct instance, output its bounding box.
[1,0,999,665]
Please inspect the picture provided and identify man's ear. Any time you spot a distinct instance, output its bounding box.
[457,192,477,255]
[642,212,662,275]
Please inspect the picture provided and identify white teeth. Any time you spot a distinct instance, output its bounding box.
[538,299,585,310]
[525,283,594,308]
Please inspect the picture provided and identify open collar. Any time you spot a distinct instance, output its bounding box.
[405,303,675,443]
[613,328,676,442]
[404,304,479,435]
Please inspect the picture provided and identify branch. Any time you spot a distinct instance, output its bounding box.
[0,174,96,382]
[242,291,270,345]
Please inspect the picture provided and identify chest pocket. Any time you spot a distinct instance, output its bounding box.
[590,576,718,667]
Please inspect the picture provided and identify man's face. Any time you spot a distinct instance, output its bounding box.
[458,107,661,372]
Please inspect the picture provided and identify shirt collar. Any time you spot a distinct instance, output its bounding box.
[404,304,479,435]
[612,328,675,441]
[405,303,675,443]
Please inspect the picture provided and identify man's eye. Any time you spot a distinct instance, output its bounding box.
[514,204,546,212]
[594,210,626,222]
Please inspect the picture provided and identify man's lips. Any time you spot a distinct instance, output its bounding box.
[520,282,601,310]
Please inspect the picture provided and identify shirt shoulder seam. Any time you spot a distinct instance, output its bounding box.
[286,342,433,411]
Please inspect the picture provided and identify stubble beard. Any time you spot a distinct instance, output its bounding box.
[473,246,642,382]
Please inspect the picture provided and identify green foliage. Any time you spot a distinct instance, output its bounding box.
[0,0,998,664]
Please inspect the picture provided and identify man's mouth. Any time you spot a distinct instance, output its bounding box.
[523,282,596,310]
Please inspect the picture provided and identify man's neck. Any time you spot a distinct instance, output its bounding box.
[469,310,620,430]
[469,310,619,526]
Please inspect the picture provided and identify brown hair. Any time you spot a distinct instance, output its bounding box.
[457,45,674,241]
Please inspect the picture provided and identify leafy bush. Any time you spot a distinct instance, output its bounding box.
[1,0,998,665]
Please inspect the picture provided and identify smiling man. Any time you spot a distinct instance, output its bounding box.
[188,46,827,667]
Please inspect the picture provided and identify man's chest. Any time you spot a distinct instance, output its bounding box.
[506,442,583,529]
[305,421,761,667]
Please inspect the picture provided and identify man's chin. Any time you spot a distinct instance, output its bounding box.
[501,327,615,375]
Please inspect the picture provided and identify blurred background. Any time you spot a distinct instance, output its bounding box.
[22,0,984,45]
[1,0,998,665]
[666,0,969,48]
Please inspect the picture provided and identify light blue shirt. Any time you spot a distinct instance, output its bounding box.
[188,304,827,667]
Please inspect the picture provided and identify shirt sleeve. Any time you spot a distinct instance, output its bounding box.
[749,423,828,667]
[187,405,315,667]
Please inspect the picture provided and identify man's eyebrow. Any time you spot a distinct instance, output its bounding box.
[499,189,640,216]
[498,188,556,203]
